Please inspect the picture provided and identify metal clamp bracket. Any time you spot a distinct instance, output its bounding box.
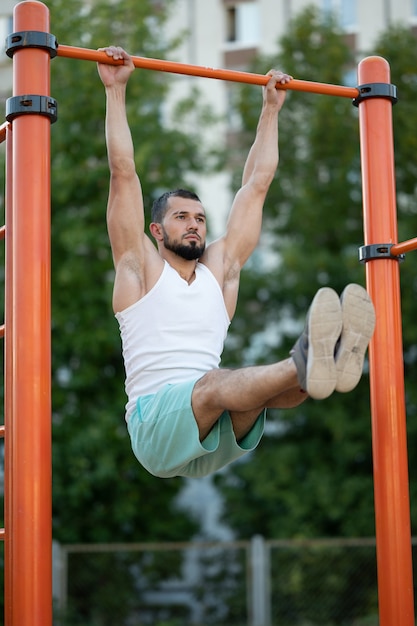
[359,243,405,263]
[353,83,398,107]
[6,95,58,124]
[6,31,58,58]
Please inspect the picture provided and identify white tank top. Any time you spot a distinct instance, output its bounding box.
[115,261,230,419]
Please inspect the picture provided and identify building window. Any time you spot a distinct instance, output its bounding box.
[0,15,12,60]
[225,2,260,46]
[323,0,357,30]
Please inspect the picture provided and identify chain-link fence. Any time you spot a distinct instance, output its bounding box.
[268,539,379,626]
[52,536,388,626]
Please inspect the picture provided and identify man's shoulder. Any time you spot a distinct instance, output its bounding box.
[202,239,241,282]
[113,244,165,313]
[198,241,225,286]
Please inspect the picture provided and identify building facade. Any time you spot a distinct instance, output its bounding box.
[161,0,417,229]
[165,0,417,71]
[2,0,417,108]
[1,0,416,225]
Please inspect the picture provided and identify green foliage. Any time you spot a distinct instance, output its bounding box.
[269,543,378,624]
[217,6,417,546]
[60,549,186,626]
[225,7,361,370]
[48,0,219,547]
[44,0,222,620]
[1,1,417,622]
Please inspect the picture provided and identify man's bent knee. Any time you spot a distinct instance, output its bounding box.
[192,373,227,441]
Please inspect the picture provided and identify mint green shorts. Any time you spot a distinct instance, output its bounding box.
[127,379,265,478]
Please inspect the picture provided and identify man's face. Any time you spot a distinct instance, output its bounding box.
[160,196,207,260]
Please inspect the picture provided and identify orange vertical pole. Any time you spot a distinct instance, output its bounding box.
[4,1,52,625]
[358,56,414,626]
[4,113,13,626]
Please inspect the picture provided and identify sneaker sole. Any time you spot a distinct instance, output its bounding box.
[335,284,376,393]
[306,288,343,400]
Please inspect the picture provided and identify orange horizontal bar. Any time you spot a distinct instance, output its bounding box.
[0,122,9,144]
[0,325,4,338]
[391,238,417,255]
[56,44,359,99]
[0,426,4,437]
[0,225,5,240]
[0,529,4,541]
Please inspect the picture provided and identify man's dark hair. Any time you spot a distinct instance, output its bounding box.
[151,189,201,223]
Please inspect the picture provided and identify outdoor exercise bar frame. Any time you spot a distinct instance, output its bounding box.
[2,2,416,625]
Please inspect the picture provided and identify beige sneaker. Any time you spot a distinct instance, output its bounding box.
[335,284,376,393]
[291,287,343,400]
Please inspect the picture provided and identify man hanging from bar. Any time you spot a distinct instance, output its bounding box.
[97,46,376,479]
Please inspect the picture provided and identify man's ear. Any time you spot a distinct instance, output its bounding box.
[149,222,163,241]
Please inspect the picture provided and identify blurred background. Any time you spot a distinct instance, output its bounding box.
[1,1,417,624]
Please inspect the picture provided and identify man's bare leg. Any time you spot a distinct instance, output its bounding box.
[191,284,375,442]
[191,287,343,441]
[192,358,298,440]
[265,385,308,409]
[229,386,307,441]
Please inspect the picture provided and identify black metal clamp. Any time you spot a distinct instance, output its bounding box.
[6,95,58,123]
[353,83,398,107]
[5,30,58,123]
[5,31,58,58]
[359,243,405,264]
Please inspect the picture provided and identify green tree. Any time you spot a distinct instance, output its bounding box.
[0,0,221,621]
[215,12,417,617]
[217,6,374,541]
[46,0,223,621]
[49,0,216,546]
[215,9,417,624]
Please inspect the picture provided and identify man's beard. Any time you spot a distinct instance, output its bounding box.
[163,231,205,260]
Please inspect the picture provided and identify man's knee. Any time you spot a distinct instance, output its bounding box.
[193,368,229,402]
[191,372,227,439]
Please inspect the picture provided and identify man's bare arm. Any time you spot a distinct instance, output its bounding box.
[98,47,164,313]
[221,70,291,269]
[98,46,146,268]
